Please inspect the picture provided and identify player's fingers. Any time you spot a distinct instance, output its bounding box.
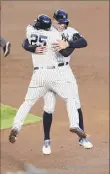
[41,46,47,48]
[54,47,62,51]
[55,46,60,49]
[42,46,47,51]
[37,47,46,51]
[56,48,62,51]
[36,49,43,53]
[37,48,47,54]
[41,46,47,51]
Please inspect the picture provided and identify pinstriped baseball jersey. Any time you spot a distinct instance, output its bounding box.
[60,27,80,62]
[26,25,68,67]
[12,25,80,131]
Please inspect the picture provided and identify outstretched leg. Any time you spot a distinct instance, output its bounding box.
[49,77,87,138]
[9,85,47,143]
[73,76,93,148]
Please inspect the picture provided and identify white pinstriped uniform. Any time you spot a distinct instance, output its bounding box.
[44,26,81,113]
[12,25,80,131]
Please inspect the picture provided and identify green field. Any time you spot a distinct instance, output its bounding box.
[0,104,42,130]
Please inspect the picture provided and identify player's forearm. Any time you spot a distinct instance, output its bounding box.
[22,39,36,53]
[59,47,75,57]
[59,37,87,57]
[68,37,87,48]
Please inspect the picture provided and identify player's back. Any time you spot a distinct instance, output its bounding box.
[26,25,62,67]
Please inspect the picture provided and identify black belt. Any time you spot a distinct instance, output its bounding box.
[34,62,68,70]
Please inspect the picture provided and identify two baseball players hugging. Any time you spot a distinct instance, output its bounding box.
[9,10,93,155]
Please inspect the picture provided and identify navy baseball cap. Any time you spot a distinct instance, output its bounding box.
[53,10,69,25]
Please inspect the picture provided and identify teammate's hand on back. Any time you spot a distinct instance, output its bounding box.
[53,40,69,51]
[35,46,47,54]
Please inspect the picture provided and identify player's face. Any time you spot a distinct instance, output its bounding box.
[58,24,67,32]
[52,19,67,32]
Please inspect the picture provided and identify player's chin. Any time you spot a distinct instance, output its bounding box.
[58,27,65,32]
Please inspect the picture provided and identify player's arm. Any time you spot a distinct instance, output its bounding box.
[58,35,87,57]
[68,33,87,48]
[24,25,37,52]
[58,33,87,57]
[22,38,74,57]
[22,38,46,53]
[59,47,75,57]
[22,39,36,53]
[22,38,73,57]
[55,33,87,51]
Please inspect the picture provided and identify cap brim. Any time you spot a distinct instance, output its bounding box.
[58,19,69,24]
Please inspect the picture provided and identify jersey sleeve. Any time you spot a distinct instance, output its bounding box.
[71,28,79,34]
[22,38,37,53]
[69,27,83,38]
[68,27,85,42]
[67,27,87,48]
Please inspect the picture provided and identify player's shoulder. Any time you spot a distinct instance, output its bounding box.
[48,26,61,41]
[50,25,57,32]
[50,26,60,35]
[66,27,79,34]
[26,24,34,32]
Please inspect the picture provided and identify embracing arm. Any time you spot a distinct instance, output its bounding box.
[68,33,87,48]
[53,33,88,57]
[22,39,37,53]
[59,47,75,57]
[59,34,88,57]
[22,39,47,54]
[22,38,75,57]
[22,33,87,57]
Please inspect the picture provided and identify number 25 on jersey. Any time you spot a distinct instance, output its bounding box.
[30,34,47,46]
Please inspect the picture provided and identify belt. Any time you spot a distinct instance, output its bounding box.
[34,62,68,70]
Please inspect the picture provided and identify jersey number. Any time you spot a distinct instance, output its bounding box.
[30,34,47,46]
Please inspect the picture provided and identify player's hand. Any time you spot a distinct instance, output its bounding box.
[35,46,47,54]
[52,40,69,51]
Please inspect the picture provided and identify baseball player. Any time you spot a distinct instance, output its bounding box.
[22,10,93,155]
[9,15,87,147]
[0,36,11,57]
